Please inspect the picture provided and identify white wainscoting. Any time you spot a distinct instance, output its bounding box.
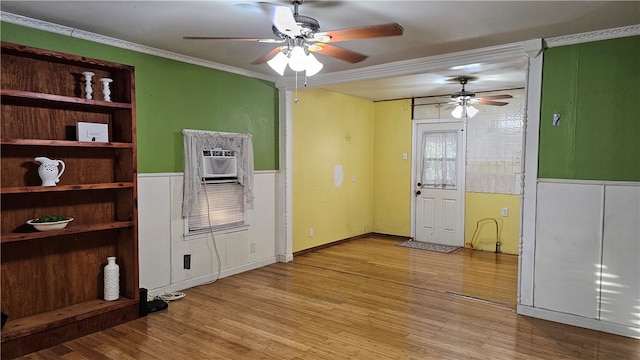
[138,172,278,296]
[534,182,603,318]
[522,179,640,339]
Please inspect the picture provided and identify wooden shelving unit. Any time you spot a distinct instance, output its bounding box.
[1,42,140,358]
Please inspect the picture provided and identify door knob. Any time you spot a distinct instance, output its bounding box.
[417,182,422,186]
[416,190,421,195]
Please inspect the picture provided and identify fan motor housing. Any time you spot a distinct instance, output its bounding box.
[295,15,320,33]
[272,15,320,39]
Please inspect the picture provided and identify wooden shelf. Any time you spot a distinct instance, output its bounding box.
[0,41,134,71]
[1,183,134,194]
[1,41,139,357]
[1,89,132,112]
[1,221,134,243]
[1,298,138,342]
[1,138,133,148]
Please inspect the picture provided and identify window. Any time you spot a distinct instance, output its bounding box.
[421,131,458,188]
[188,179,245,233]
[182,130,254,234]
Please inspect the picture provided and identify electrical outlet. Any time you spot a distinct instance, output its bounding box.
[250,243,256,253]
[309,228,314,237]
[501,207,509,217]
[183,254,191,269]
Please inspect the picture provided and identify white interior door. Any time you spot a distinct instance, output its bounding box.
[413,122,465,246]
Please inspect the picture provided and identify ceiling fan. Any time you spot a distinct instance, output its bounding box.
[450,76,512,106]
[183,0,404,76]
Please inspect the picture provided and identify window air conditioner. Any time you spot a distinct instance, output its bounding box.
[201,148,237,179]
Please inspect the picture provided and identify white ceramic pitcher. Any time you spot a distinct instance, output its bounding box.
[35,157,65,186]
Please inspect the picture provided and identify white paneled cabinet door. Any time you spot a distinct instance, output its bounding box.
[534,182,603,318]
[600,185,640,327]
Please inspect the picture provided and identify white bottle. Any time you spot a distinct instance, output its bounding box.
[104,256,120,301]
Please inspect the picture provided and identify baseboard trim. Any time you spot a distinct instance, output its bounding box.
[293,232,411,256]
[517,304,640,339]
[145,257,277,297]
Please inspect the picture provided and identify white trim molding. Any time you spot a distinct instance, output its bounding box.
[518,305,640,339]
[276,41,527,91]
[147,257,277,298]
[538,178,640,187]
[0,11,276,82]
[545,24,640,48]
[519,38,544,308]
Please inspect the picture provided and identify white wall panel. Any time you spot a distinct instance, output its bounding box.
[138,172,278,295]
[534,182,603,319]
[248,172,277,263]
[600,185,640,327]
[138,175,172,290]
[224,229,249,269]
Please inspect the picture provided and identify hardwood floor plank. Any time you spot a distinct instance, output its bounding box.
[15,236,639,359]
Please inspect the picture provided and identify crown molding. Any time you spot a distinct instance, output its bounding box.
[276,24,640,91]
[276,42,527,91]
[545,24,640,48]
[0,11,277,83]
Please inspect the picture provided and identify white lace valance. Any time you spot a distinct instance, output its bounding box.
[182,129,254,217]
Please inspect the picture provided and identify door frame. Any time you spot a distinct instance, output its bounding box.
[410,119,467,243]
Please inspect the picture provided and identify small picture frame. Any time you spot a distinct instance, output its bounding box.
[77,122,109,143]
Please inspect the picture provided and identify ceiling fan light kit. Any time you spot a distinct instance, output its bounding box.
[452,104,479,119]
[265,43,324,76]
[184,0,404,77]
[448,76,512,119]
[266,51,289,76]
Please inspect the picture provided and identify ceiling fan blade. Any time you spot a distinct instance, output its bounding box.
[480,94,513,100]
[314,23,404,42]
[251,46,286,65]
[183,37,284,43]
[273,5,301,37]
[308,43,368,63]
[477,99,509,106]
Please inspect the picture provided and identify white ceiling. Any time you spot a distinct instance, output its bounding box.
[2,1,639,100]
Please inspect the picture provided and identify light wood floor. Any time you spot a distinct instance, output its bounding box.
[18,236,639,359]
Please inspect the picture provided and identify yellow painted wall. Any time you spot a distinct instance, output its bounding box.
[465,192,521,254]
[372,100,413,236]
[292,89,374,252]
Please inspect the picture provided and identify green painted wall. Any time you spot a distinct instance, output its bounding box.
[1,22,279,172]
[539,36,640,181]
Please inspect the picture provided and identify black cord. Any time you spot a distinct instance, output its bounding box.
[469,218,500,253]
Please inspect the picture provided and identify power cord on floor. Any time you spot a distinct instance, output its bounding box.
[147,292,186,302]
[467,218,500,253]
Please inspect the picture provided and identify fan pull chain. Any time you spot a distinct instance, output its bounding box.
[294,71,300,103]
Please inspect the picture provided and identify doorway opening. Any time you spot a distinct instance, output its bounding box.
[411,88,526,306]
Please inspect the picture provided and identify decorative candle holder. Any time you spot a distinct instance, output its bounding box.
[81,71,95,100]
[99,78,113,102]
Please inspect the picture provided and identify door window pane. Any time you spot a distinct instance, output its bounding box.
[421,131,458,188]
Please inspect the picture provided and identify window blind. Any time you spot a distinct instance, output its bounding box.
[188,181,245,232]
